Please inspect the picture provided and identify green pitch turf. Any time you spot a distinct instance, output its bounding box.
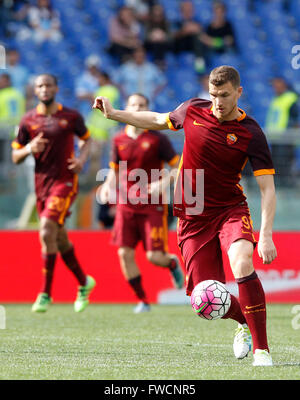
[0,304,299,380]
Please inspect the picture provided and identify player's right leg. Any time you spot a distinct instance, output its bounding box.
[178,218,250,359]
[32,217,59,312]
[112,209,150,313]
[117,247,150,313]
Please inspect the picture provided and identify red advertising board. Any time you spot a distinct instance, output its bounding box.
[0,231,299,303]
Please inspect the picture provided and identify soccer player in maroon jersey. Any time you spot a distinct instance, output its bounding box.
[99,93,183,313]
[11,74,96,313]
[93,66,277,366]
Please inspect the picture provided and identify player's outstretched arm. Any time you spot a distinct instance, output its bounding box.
[256,174,277,264]
[93,96,169,130]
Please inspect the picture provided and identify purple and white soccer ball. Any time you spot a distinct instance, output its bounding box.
[191,280,231,320]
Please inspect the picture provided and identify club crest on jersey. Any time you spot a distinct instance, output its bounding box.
[59,119,68,128]
[226,133,238,145]
[141,141,150,150]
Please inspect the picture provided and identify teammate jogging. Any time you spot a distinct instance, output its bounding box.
[12,74,96,313]
[99,93,183,313]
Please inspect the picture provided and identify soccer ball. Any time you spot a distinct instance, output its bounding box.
[191,280,231,320]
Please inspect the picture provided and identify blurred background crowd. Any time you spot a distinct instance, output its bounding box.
[0,0,300,231]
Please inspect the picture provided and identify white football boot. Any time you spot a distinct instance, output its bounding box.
[233,323,252,359]
[252,349,273,366]
[133,302,151,314]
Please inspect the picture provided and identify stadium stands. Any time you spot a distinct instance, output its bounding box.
[1,0,299,125]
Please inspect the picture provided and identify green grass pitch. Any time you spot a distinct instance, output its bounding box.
[0,304,299,380]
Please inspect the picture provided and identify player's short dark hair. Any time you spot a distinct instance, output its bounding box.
[209,65,240,88]
[36,73,58,86]
[126,93,149,106]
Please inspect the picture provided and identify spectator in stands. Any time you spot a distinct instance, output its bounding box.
[0,73,25,129]
[201,1,236,54]
[1,0,31,38]
[17,0,63,43]
[144,3,171,68]
[108,6,142,63]
[265,77,299,186]
[172,0,207,74]
[87,70,120,175]
[197,73,210,100]
[75,54,102,119]
[125,0,154,23]
[113,46,167,107]
[6,49,30,94]
[24,75,38,111]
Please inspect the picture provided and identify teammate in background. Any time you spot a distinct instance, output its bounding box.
[11,74,96,313]
[93,67,277,365]
[99,93,183,313]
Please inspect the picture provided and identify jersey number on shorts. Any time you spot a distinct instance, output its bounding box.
[150,226,164,242]
[241,215,254,234]
[47,196,66,212]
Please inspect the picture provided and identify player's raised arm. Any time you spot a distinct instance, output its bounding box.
[92,96,169,130]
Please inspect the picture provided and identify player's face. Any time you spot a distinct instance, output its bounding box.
[209,81,242,121]
[34,75,58,105]
[126,95,149,112]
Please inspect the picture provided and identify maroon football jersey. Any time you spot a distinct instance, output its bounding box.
[166,98,275,219]
[12,103,90,200]
[110,127,179,214]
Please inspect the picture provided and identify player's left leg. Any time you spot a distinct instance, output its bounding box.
[117,246,150,313]
[145,250,184,289]
[32,217,59,312]
[142,212,184,289]
[112,209,150,313]
[228,239,272,366]
[57,227,96,312]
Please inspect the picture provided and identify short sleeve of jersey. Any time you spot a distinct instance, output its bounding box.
[11,117,30,149]
[109,137,120,170]
[243,118,275,176]
[74,111,90,140]
[167,99,193,130]
[158,133,179,166]
[167,98,212,131]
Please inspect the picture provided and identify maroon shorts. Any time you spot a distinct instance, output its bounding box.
[112,208,169,252]
[36,180,78,226]
[177,203,256,296]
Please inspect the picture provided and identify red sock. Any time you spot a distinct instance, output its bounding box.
[237,271,269,352]
[221,294,246,324]
[128,276,149,304]
[41,253,56,296]
[61,246,87,286]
